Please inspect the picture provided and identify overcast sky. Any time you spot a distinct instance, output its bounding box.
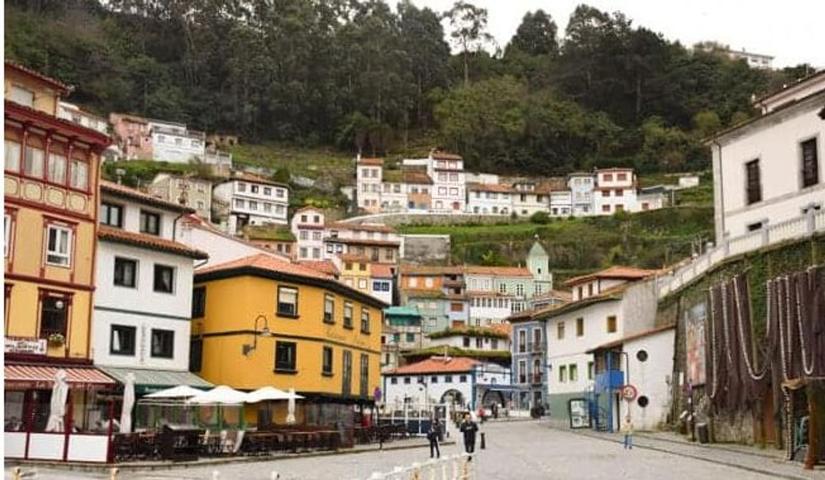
[402,0,824,68]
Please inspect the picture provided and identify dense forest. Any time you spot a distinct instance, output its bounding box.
[4,0,813,175]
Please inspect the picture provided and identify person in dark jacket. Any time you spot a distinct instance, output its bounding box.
[459,413,478,455]
[427,418,441,458]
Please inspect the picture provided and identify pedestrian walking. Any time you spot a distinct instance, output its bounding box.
[623,416,634,450]
[459,413,479,456]
[427,418,441,459]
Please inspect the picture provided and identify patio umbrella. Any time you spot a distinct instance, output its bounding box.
[246,386,291,403]
[144,385,204,399]
[120,373,136,433]
[45,369,69,432]
[286,388,300,425]
[188,385,249,405]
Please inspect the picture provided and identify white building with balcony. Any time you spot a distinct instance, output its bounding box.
[148,120,206,164]
[291,206,327,261]
[510,181,550,217]
[57,102,109,135]
[356,156,384,213]
[709,70,824,240]
[568,173,595,216]
[466,183,512,215]
[549,190,572,217]
[93,181,211,393]
[213,173,289,235]
[425,150,466,212]
[594,168,637,215]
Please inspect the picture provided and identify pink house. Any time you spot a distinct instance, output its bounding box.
[109,113,153,160]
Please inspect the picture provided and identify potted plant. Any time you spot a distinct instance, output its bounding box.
[47,333,65,346]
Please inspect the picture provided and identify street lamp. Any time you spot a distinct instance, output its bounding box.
[242,314,272,356]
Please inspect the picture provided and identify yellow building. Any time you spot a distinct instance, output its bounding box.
[192,253,387,428]
[4,62,115,462]
[340,254,372,292]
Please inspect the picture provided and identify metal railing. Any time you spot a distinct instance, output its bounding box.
[656,209,824,298]
[358,453,474,480]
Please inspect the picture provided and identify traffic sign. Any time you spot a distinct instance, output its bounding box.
[621,384,638,401]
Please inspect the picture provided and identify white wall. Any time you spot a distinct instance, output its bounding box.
[713,96,825,239]
[176,220,286,268]
[620,329,675,431]
[383,372,474,406]
[151,131,204,163]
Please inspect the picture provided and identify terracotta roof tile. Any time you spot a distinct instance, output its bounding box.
[5,101,111,147]
[564,266,660,287]
[295,260,339,278]
[102,181,194,213]
[98,226,208,259]
[385,356,478,375]
[463,266,532,277]
[327,222,396,233]
[196,253,328,280]
[430,150,463,161]
[467,183,513,193]
[227,172,289,188]
[371,264,394,278]
[401,265,463,275]
[358,157,384,166]
[403,169,433,185]
[5,61,71,94]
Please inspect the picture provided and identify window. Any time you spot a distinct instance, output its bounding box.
[276,189,285,198]
[10,85,34,107]
[602,205,610,213]
[617,173,627,181]
[459,375,467,383]
[475,338,483,348]
[322,346,333,375]
[557,322,565,339]
[46,224,72,267]
[324,294,335,323]
[606,315,617,333]
[275,341,297,371]
[424,278,434,288]
[801,138,819,188]
[360,354,370,397]
[576,318,584,337]
[278,286,299,317]
[588,361,594,380]
[110,325,136,356]
[47,153,67,184]
[615,189,623,197]
[518,330,526,352]
[601,190,610,197]
[405,333,415,343]
[451,302,463,312]
[101,203,123,228]
[237,182,246,192]
[360,308,370,333]
[404,377,411,384]
[603,174,613,182]
[192,286,206,318]
[343,302,353,328]
[24,146,44,178]
[430,375,439,384]
[463,336,471,347]
[40,295,70,337]
[153,265,175,293]
[114,258,137,287]
[745,159,762,205]
[358,278,367,290]
[5,140,21,172]
[234,199,244,209]
[140,211,161,236]
[569,364,578,382]
[248,200,258,211]
[251,185,259,194]
[189,338,203,372]
[559,365,567,383]
[615,204,624,212]
[150,329,174,358]
[516,284,524,297]
[342,350,352,395]
[70,159,88,190]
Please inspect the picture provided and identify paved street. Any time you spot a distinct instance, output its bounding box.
[8,421,817,480]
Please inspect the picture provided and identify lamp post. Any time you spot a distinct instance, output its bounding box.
[242,314,272,356]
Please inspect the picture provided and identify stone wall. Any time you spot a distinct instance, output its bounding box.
[401,235,451,264]
[658,234,825,446]
[343,212,526,227]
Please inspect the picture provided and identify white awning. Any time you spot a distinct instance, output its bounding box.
[188,385,249,405]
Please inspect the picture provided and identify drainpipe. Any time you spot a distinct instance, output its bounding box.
[172,212,186,243]
[711,140,725,245]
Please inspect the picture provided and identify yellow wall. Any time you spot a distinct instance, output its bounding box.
[194,275,382,401]
[4,69,60,115]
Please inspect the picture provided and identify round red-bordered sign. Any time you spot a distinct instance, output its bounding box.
[621,384,638,401]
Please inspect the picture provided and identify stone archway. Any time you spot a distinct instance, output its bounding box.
[481,389,505,407]
[440,389,464,406]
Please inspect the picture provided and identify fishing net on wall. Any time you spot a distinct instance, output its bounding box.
[705,265,825,414]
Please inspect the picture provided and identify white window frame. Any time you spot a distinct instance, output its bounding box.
[45,224,72,267]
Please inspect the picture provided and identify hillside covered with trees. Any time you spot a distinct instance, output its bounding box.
[5,0,811,175]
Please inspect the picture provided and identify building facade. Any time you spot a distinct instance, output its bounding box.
[93,181,211,393]
[709,71,824,240]
[4,61,116,463]
[594,168,638,215]
[381,306,424,372]
[212,174,289,234]
[148,173,213,221]
[192,254,387,425]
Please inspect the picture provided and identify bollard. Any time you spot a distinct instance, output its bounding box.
[270,472,280,480]
[480,432,485,450]
[441,462,448,480]
[110,467,119,480]
[12,467,21,480]
[212,470,220,480]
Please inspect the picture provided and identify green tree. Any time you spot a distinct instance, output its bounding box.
[444,1,494,87]
[506,10,558,57]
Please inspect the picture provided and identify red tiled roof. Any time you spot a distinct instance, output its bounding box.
[327,222,396,233]
[467,183,513,193]
[401,265,463,275]
[385,356,478,375]
[358,157,384,166]
[295,206,323,214]
[295,260,339,278]
[98,226,209,259]
[101,181,194,213]
[403,169,433,185]
[325,237,400,247]
[5,61,71,94]
[463,266,532,277]
[196,253,329,280]
[371,264,394,278]
[564,266,660,287]
[595,167,634,173]
[532,289,573,302]
[430,150,463,161]
[228,172,289,188]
